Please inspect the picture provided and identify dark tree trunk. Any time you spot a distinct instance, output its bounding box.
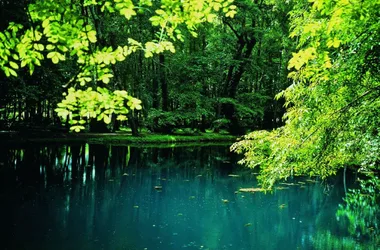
[152,59,159,131]
[128,112,139,136]
[159,54,168,112]
[158,54,172,134]
[89,119,109,133]
[222,19,257,135]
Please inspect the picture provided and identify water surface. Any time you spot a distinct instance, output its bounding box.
[0,144,374,249]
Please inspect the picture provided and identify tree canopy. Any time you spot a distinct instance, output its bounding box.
[1,0,292,135]
[0,0,237,131]
[232,0,380,187]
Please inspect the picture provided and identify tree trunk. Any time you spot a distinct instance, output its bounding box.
[222,21,257,135]
[128,111,139,136]
[159,54,168,112]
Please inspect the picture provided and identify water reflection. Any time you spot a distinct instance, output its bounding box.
[0,144,378,249]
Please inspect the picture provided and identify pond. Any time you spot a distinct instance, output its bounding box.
[0,144,377,250]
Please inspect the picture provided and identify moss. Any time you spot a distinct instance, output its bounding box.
[0,131,238,146]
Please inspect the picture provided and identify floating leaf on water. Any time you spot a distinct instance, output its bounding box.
[279,204,287,209]
[238,187,268,193]
[244,223,252,227]
[228,174,240,177]
[222,199,229,203]
[281,183,298,186]
[275,186,289,190]
[177,213,183,216]
[189,196,195,199]
[154,186,162,190]
[122,173,129,176]
[133,205,139,209]
[306,179,318,183]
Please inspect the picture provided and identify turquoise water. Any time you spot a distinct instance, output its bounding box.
[0,144,377,249]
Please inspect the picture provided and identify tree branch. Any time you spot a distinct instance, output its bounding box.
[223,19,243,43]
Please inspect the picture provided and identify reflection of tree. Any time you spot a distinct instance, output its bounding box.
[312,174,379,249]
[8,144,377,249]
[337,175,379,244]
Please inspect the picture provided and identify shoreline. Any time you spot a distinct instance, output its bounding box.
[0,131,238,146]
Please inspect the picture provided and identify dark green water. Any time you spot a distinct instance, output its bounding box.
[0,144,377,249]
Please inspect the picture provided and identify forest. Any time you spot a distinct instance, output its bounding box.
[1,0,379,184]
[0,0,379,248]
[0,0,292,135]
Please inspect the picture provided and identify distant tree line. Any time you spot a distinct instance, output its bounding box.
[0,0,294,135]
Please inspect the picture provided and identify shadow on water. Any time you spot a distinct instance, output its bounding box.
[0,144,378,250]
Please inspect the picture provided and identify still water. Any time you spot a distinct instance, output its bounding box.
[0,144,377,249]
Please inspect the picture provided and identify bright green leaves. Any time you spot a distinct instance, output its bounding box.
[235,0,380,188]
[119,7,136,20]
[87,30,97,43]
[2,66,17,77]
[111,0,137,20]
[0,23,22,77]
[55,87,141,131]
[326,37,341,48]
[148,0,237,41]
[127,98,142,110]
[1,0,238,132]
[144,41,175,58]
[288,47,317,70]
[1,0,237,80]
[47,51,65,64]
[33,43,45,51]
[9,61,19,70]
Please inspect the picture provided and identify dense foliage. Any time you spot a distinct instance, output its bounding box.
[232,0,380,187]
[0,0,292,134]
[0,0,237,131]
[2,0,378,189]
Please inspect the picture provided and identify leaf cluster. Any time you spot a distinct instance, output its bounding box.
[232,0,380,188]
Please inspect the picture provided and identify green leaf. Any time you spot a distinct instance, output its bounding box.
[0,32,5,41]
[3,67,10,77]
[9,61,19,69]
[33,43,44,51]
[103,114,111,124]
[9,68,17,77]
[46,44,55,50]
[42,19,50,28]
[52,56,59,64]
[47,52,55,59]
[87,30,97,43]
[120,8,136,20]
